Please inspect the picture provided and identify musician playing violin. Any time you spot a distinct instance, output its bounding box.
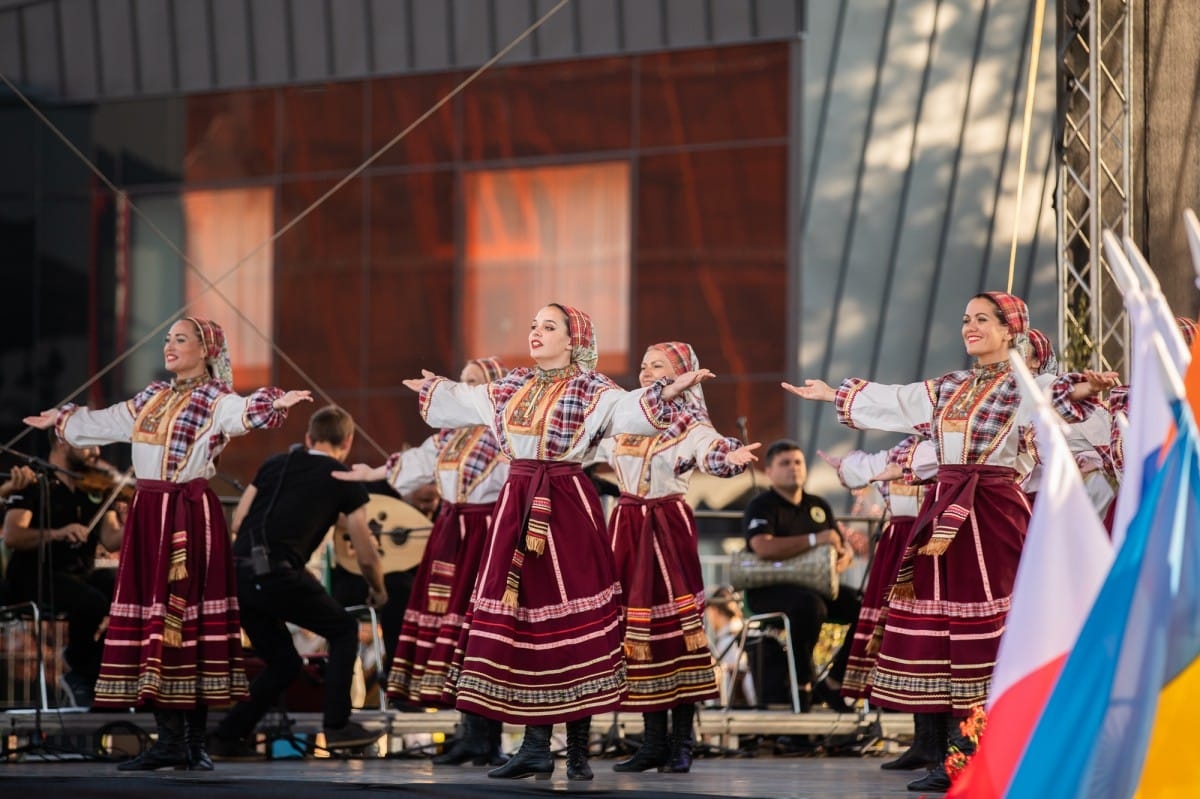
[2,430,126,708]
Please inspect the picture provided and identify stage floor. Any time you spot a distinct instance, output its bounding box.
[1,707,931,798]
[0,754,927,798]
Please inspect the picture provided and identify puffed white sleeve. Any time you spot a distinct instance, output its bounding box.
[213,387,288,436]
[594,378,676,439]
[419,378,494,429]
[384,435,440,495]
[836,449,890,489]
[834,378,935,434]
[57,401,137,447]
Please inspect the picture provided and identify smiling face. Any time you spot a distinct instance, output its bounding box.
[639,348,678,388]
[962,297,1013,365]
[163,320,208,379]
[528,306,573,369]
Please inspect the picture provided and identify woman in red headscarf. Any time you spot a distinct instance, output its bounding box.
[784,292,1112,791]
[336,356,511,766]
[402,304,710,781]
[25,317,311,771]
[599,342,759,774]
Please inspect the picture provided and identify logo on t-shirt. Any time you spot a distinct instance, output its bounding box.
[810,507,826,524]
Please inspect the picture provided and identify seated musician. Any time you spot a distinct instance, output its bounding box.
[210,405,388,757]
[2,432,124,708]
[741,440,860,711]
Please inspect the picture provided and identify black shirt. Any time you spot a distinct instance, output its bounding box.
[232,449,369,569]
[742,488,837,548]
[5,476,106,578]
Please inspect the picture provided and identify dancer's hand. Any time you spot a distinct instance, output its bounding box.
[817,449,842,469]
[1071,370,1120,401]
[24,409,58,429]
[662,369,715,401]
[782,379,835,402]
[402,370,438,393]
[726,442,761,467]
[273,390,313,410]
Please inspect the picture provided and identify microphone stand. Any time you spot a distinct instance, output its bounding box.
[1,446,89,759]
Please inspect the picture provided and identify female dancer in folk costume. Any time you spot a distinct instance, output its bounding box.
[1018,328,1113,514]
[403,304,710,781]
[822,436,941,769]
[25,318,311,771]
[600,342,759,774]
[820,437,927,703]
[784,291,1111,791]
[336,356,510,767]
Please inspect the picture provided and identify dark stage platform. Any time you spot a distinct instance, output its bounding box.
[1,707,924,798]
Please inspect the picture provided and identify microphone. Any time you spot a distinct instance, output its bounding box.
[736,417,749,441]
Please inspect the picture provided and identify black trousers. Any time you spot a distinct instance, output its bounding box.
[7,566,115,682]
[745,584,862,692]
[217,564,358,739]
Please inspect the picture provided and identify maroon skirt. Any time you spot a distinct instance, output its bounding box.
[386,500,494,707]
[609,493,718,711]
[840,516,914,700]
[452,460,626,724]
[868,465,1029,715]
[93,478,247,709]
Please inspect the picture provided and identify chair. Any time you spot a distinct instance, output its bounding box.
[710,591,802,714]
[0,601,57,711]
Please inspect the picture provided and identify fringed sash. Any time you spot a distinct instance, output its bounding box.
[889,464,1017,601]
[617,493,708,661]
[502,459,584,607]
[134,477,210,647]
[424,500,493,614]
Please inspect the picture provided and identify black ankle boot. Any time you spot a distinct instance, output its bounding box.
[907,761,951,792]
[613,710,668,772]
[483,718,509,766]
[432,712,490,766]
[118,709,190,771]
[661,703,696,773]
[565,717,593,781]
[488,724,553,780]
[186,706,213,771]
[882,713,941,770]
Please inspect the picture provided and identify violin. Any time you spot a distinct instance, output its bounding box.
[75,465,136,503]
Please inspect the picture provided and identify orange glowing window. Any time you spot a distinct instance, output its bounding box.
[181,188,274,389]
[463,162,630,373]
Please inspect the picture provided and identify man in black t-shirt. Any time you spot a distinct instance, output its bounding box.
[211,406,388,757]
[742,440,859,711]
[3,433,124,708]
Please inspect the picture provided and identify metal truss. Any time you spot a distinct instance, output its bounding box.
[1056,0,1132,375]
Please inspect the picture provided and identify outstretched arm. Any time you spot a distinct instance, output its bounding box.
[781,379,836,403]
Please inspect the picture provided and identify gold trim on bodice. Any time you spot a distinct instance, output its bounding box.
[133,384,201,445]
[506,365,579,432]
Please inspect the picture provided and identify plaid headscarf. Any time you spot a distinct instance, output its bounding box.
[1177,317,1198,348]
[979,291,1029,335]
[648,341,705,408]
[550,303,598,370]
[185,317,233,386]
[467,355,506,382]
[1026,328,1058,375]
